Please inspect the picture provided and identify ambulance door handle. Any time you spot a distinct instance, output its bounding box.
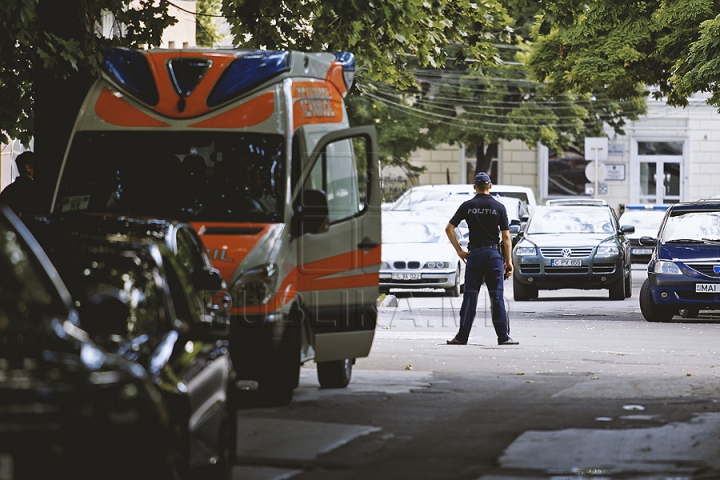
[358,240,380,250]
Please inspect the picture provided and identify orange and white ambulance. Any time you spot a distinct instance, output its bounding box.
[51,47,381,405]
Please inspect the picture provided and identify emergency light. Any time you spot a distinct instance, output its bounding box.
[103,47,159,106]
[207,51,291,107]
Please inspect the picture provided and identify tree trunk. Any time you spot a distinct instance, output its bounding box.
[35,0,93,210]
[474,140,498,178]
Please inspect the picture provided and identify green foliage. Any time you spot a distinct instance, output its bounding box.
[0,0,176,146]
[197,0,223,47]
[221,0,512,89]
[527,0,720,114]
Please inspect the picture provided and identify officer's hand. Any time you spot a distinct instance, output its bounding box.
[503,262,513,280]
[458,249,468,263]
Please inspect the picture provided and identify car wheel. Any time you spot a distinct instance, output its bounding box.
[639,279,674,322]
[679,308,700,318]
[258,311,301,407]
[624,269,632,298]
[317,358,353,388]
[513,274,533,301]
[609,276,625,300]
[446,265,461,297]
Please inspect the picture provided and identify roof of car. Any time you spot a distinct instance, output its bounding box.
[667,200,720,212]
[545,198,608,206]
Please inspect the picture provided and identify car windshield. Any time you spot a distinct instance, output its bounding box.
[526,207,614,234]
[618,211,666,230]
[661,211,720,242]
[54,131,285,223]
[383,222,449,244]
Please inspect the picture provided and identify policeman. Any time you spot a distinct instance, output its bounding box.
[445,172,518,345]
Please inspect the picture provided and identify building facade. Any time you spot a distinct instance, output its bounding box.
[385,94,720,213]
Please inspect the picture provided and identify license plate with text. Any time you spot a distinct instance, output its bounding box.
[696,284,720,293]
[551,259,581,267]
[392,273,421,280]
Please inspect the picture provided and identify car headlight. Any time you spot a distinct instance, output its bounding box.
[380,261,389,269]
[596,242,619,256]
[234,263,278,306]
[424,261,451,268]
[515,245,536,256]
[654,261,682,275]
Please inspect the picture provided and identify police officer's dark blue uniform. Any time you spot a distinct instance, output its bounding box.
[445,172,518,345]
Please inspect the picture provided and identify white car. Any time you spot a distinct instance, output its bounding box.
[617,204,671,263]
[380,219,466,296]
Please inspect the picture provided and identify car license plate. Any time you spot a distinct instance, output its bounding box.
[551,259,581,267]
[392,273,421,280]
[632,248,653,255]
[696,284,720,293]
[0,453,13,480]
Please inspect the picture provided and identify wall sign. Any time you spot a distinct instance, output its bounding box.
[605,164,626,181]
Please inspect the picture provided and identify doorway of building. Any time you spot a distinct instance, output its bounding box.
[637,141,683,204]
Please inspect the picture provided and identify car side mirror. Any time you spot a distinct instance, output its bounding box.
[509,224,521,235]
[510,219,521,226]
[620,225,635,234]
[192,268,226,292]
[293,189,330,236]
[521,215,529,223]
[639,236,657,246]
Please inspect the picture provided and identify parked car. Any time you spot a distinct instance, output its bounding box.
[25,214,229,321]
[639,200,720,321]
[512,201,634,300]
[380,219,466,296]
[617,204,671,263]
[388,183,536,216]
[0,204,235,479]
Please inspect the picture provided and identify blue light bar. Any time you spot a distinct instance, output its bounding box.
[625,204,670,210]
[103,47,159,106]
[207,51,290,107]
[333,51,355,90]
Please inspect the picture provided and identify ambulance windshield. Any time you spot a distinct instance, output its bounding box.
[55,131,285,223]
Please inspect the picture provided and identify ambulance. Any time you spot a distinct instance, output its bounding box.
[50,47,381,406]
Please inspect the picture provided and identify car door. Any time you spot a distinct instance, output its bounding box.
[292,126,380,362]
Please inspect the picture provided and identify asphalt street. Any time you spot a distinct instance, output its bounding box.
[233,266,720,480]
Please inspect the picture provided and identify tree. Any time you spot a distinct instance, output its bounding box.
[525,0,720,112]
[1,0,176,183]
[196,0,222,47]
[221,0,513,89]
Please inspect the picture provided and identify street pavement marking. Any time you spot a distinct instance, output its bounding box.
[480,412,720,479]
[236,418,381,468]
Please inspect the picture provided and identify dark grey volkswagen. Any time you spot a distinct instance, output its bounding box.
[512,200,634,301]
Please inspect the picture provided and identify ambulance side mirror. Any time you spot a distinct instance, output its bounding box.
[293,189,330,236]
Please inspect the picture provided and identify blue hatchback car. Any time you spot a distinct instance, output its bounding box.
[639,200,720,321]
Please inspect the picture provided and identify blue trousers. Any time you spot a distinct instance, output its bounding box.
[454,247,511,344]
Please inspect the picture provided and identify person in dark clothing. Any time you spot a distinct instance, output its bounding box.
[0,151,42,215]
[445,172,518,346]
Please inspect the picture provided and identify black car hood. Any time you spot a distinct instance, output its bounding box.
[0,313,144,384]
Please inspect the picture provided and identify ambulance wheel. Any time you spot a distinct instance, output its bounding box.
[258,316,301,407]
[317,358,353,388]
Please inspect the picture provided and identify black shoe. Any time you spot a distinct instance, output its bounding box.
[446,338,467,345]
[498,338,519,345]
